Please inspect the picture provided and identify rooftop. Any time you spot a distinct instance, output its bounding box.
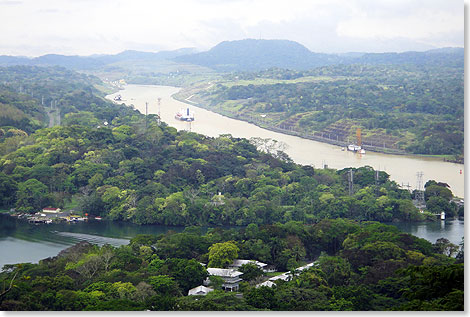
[207,268,243,278]
[188,285,214,296]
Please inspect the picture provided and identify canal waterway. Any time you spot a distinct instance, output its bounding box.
[0,84,464,269]
[107,84,465,198]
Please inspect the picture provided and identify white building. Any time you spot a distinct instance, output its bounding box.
[229,259,268,271]
[205,268,243,292]
[188,285,214,296]
[42,208,61,213]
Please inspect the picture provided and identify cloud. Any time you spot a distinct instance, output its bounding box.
[0,1,22,5]
[0,0,463,56]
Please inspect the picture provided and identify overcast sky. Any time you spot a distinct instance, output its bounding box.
[0,0,463,56]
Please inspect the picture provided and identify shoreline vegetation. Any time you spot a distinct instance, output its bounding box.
[166,64,462,163]
[0,220,464,311]
[172,92,463,163]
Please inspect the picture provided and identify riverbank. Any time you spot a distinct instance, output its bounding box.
[106,84,464,198]
[173,93,462,161]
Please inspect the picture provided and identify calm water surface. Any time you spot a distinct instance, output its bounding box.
[0,214,183,269]
[0,213,464,269]
[107,85,465,198]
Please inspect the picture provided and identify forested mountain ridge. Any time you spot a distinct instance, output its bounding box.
[0,48,198,70]
[174,39,463,71]
[173,39,340,71]
[0,40,463,73]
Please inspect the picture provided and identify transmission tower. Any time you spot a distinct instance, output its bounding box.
[348,169,354,196]
[415,172,425,208]
[157,97,162,124]
[145,102,148,129]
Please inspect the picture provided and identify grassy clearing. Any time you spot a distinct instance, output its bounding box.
[63,196,80,211]
[220,76,351,87]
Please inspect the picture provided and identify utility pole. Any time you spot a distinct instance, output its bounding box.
[157,97,161,124]
[348,169,354,196]
[145,102,148,129]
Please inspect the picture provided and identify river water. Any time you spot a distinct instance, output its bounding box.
[107,84,465,198]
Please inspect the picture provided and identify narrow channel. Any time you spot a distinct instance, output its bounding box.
[107,84,465,198]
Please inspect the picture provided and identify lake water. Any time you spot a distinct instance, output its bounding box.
[0,214,463,269]
[107,84,465,198]
[0,214,183,269]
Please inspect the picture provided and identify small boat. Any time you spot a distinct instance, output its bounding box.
[347,144,362,152]
[175,108,194,122]
[114,95,122,101]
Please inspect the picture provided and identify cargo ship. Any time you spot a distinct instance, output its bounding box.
[175,108,194,122]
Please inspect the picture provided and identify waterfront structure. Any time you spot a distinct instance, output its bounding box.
[42,208,61,213]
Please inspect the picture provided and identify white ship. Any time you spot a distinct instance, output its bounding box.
[175,108,194,122]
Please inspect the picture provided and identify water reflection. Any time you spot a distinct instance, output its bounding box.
[388,219,464,245]
[0,214,184,269]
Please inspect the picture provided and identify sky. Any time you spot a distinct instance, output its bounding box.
[0,0,464,56]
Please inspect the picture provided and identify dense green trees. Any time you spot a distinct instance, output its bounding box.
[1,221,462,311]
[181,64,463,156]
[2,114,440,225]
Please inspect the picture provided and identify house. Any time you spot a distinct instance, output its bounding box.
[229,259,268,271]
[42,208,61,213]
[204,268,243,292]
[256,280,276,288]
[188,285,214,296]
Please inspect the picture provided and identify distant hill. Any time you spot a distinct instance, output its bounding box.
[174,39,343,71]
[0,48,198,70]
[352,47,464,67]
[0,40,463,72]
[175,39,464,71]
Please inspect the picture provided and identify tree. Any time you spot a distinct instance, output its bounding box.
[156,258,208,293]
[245,286,276,309]
[148,275,180,296]
[0,172,17,207]
[16,178,49,213]
[433,238,458,257]
[208,241,239,268]
[239,263,263,282]
[317,255,352,286]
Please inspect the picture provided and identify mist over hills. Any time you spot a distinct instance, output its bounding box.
[0,48,198,70]
[0,39,463,72]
